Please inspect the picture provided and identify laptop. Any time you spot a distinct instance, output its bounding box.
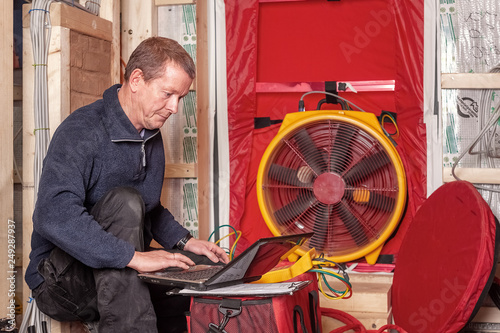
[138,232,313,291]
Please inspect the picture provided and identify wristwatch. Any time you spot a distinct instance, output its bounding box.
[176,233,193,251]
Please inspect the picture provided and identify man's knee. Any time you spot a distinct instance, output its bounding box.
[110,187,145,219]
[92,187,145,230]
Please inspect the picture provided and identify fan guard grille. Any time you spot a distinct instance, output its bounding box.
[259,117,402,259]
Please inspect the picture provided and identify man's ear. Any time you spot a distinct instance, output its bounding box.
[128,69,144,93]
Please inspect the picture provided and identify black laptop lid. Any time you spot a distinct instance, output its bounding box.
[206,232,313,285]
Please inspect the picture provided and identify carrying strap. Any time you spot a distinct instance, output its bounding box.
[308,291,321,333]
[207,299,242,333]
[293,305,308,333]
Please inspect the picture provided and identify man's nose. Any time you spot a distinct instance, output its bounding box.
[166,98,179,114]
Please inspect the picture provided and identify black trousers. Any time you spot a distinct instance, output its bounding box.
[33,187,209,333]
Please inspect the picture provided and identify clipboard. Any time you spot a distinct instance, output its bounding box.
[168,280,312,298]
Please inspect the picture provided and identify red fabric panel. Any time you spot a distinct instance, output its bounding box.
[226,0,425,258]
[392,181,497,332]
[225,0,259,249]
[382,0,426,256]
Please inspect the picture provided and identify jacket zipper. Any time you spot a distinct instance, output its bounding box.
[112,129,160,169]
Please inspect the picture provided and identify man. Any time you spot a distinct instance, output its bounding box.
[25,37,229,333]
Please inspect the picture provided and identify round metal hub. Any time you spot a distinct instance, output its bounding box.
[313,172,345,204]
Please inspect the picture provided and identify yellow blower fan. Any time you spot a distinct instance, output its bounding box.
[256,110,406,264]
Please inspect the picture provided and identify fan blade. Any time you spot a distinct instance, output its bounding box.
[268,164,311,187]
[343,150,391,185]
[346,190,396,213]
[274,191,316,225]
[309,205,332,250]
[294,128,326,175]
[330,126,358,174]
[337,204,368,247]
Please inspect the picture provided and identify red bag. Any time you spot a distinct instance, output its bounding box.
[187,272,321,333]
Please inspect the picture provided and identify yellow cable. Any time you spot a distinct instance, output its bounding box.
[214,231,242,260]
[215,232,235,245]
[317,272,350,300]
[313,268,351,300]
[229,231,242,260]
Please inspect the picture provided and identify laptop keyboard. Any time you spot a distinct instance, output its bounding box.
[161,265,224,281]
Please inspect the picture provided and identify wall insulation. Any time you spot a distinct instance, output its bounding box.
[158,4,200,238]
[441,0,500,217]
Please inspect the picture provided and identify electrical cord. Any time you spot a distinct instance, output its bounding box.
[208,224,242,260]
[19,0,54,332]
[309,254,352,300]
[299,91,367,113]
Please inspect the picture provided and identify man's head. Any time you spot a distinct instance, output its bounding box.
[120,37,195,132]
[124,37,196,83]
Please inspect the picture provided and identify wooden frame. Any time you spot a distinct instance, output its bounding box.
[1,0,14,320]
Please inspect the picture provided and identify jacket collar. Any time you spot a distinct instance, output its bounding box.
[102,84,159,141]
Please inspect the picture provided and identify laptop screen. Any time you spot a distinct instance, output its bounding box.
[208,233,312,285]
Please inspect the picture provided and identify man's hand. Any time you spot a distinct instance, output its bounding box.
[127,250,195,273]
[184,238,230,264]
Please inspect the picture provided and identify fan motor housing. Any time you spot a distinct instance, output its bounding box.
[256,110,407,264]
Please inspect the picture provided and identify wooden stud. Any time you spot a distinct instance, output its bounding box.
[100,0,121,84]
[120,0,156,63]
[441,73,500,89]
[156,0,195,5]
[22,6,35,307]
[196,0,210,241]
[165,163,198,178]
[443,167,500,184]
[1,0,14,320]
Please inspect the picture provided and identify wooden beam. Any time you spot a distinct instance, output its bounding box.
[443,167,500,184]
[121,0,156,63]
[100,0,121,84]
[14,85,22,101]
[156,0,195,5]
[22,7,35,309]
[0,0,14,320]
[23,3,112,42]
[441,73,500,89]
[165,163,198,178]
[196,0,210,241]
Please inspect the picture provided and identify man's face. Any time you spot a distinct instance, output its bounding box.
[136,62,193,130]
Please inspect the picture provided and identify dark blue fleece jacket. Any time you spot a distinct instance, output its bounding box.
[25,84,189,290]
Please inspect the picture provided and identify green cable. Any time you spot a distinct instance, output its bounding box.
[208,224,240,259]
[309,268,352,295]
